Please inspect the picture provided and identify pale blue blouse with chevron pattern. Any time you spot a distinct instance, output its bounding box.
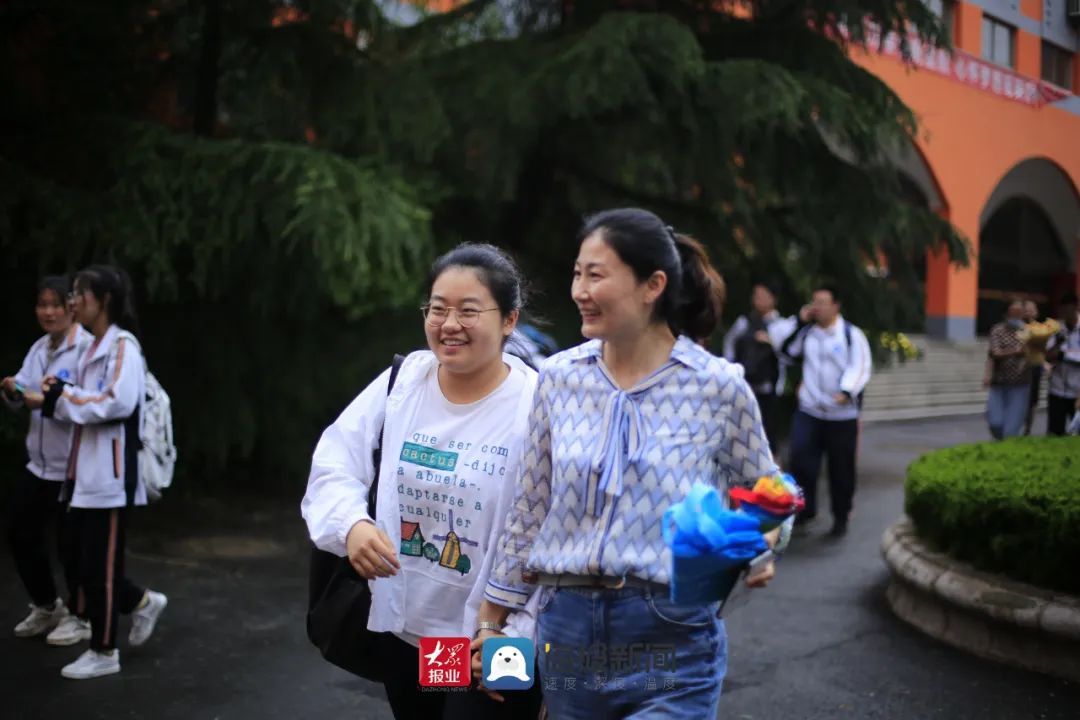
[485,335,779,609]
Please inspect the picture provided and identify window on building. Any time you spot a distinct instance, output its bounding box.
[981,16,1015,69]
[927,0,957,45]
[1041,42,1074,89]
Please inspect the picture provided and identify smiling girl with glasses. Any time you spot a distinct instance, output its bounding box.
[303,243,543,720]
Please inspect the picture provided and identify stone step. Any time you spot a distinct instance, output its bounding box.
[911,339,988,348]
[861,399,1047,423]
[829,333,1038,423]
[866,388,989,404]
[861,404,985,423]
[867,393,987,406]
[908,346,989,355]
[877,356,989,368]
[869,389,988,400]
[865,389,992,409]
[869,375,988,389]
[882,355,989,367]
[881,360,989,371]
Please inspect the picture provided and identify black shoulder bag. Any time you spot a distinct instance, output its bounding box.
[306,354,405,680]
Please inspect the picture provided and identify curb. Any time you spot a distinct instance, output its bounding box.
[882,517,1080,683]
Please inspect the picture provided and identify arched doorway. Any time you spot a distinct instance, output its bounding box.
[977,158,1079,333]
[977,199,1070,332]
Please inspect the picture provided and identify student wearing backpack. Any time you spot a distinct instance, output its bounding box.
[722,281,797,450]
[2,276,90,643]
[779,285,871,538]
[40,265,167,679]
[302,244,543,719]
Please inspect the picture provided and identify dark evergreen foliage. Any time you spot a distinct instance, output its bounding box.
[0,0,967,493]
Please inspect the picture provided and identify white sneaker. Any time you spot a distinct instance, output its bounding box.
[61,648,120,679]
[128,590,167,647]
[47,615,92,646]
[14,599,68,638]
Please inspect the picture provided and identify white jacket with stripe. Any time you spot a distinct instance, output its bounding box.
[301,350,541,640]
[5,325,92,481]
[44,324,147,509]
[780,316,872,421]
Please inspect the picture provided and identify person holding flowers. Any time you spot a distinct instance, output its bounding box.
[1046,292,1080,436]
[472,208,788,719]
[986,299,1033,439]
[779,285,872,537]
[1022,301,1059,435]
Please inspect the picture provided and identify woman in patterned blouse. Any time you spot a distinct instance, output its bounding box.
[473,208,784,719]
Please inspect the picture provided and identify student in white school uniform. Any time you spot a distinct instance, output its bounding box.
[779,285,872,538]
[40,265,167,680]
[2,276,91,643]
[302,244,543,720]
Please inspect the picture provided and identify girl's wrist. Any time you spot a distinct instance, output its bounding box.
[473,621,505,639]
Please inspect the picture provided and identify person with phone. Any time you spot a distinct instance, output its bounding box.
[2,276,90,646]
[40,265,167,680]
[302,244,543,720]
[474,209,786,720]
[779,286,872,538]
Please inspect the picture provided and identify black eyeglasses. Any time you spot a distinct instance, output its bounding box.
[421,304,499,328]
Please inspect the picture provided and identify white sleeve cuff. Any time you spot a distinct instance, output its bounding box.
[332,506,372,558]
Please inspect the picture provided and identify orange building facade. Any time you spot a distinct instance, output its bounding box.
[852,1,1079,340]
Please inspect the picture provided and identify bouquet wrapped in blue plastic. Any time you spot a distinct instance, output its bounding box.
[663,476,805,605]
[662,483,769,605]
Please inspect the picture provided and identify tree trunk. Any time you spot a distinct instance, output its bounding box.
[193,0,221,136]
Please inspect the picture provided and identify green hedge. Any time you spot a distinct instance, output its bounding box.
[905,438,1080,595]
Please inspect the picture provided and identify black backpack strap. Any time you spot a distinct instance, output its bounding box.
[386,354,406,397]
[780,320,811,361]
[367,354,406,519]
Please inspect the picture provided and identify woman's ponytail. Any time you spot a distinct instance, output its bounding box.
[112,266,140,336]
[673,234,725,342]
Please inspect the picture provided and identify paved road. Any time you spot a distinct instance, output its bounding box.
[2,414,1077,719]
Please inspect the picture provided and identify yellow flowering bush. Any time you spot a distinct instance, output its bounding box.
[879,331,921,362]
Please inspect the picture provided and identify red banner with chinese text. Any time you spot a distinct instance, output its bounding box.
[847,23,1070,108]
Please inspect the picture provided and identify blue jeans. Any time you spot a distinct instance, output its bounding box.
[987,384,1030,439]
[537,586,726,720]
